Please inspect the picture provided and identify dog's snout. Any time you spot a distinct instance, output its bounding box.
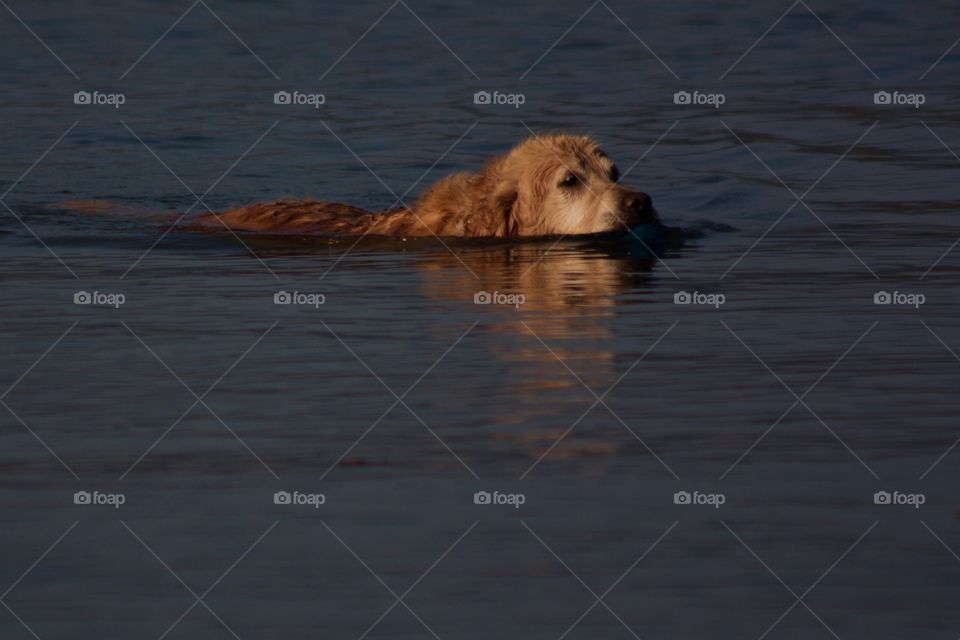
[623,192,650,213]
[621,190,657,224]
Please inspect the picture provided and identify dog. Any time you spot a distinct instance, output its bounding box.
[192,134,658,238]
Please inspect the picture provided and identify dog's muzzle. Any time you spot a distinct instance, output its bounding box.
[620,190,659,226]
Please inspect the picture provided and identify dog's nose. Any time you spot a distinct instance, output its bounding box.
[621,191,658,224]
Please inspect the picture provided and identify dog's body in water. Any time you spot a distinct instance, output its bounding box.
[191,134,659,238]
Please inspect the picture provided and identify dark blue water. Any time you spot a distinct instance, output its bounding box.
[2,1,960,638]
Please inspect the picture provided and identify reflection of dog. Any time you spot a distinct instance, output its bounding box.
[413,242,658,463]
[193,134,659,237]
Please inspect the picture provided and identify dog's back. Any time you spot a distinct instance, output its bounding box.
[192,200,397,235]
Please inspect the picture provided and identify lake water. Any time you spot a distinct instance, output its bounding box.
[1,1,960,638]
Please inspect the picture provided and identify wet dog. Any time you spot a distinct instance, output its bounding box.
[193,133,658,238]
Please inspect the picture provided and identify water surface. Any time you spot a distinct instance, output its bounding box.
[2,1,960,638]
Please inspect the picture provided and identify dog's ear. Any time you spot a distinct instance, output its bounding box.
[489,172,521,237]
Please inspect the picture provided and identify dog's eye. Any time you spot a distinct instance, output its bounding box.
[559,172,580,188]
[610,165,620,182]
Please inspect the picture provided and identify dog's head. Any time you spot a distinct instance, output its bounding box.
[488,134,658,236]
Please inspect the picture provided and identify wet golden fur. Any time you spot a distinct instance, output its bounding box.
[193,134,658,238]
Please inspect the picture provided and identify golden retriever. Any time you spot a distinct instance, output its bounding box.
[192,134,658,237]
